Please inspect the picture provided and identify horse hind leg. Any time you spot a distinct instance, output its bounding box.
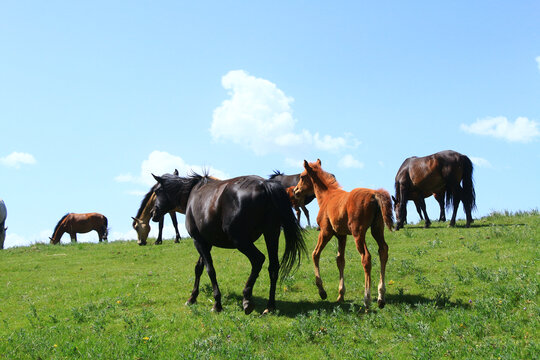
[301,205,311,227]
[193,239,222,312]
[237,240,266,314]
[336,234,347,302]
[263,227,281,314]
[371,222,388,309]
[449,187,462,227]
[353,226,371,309]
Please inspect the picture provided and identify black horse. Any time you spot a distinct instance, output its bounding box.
[269,171,316,227]
[393,150,476,230]
[151,172,306,314]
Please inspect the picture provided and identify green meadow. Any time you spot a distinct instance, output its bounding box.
[0,211,538,359]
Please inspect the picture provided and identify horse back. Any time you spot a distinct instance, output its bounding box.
[186,176,272,247]
[68,213,107,233]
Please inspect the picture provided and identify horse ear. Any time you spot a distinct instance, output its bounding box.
[152,174,163,183]
[173,169,179,175]
[304,160,314,175]
[316,159,321,166]
[391,196,397,203]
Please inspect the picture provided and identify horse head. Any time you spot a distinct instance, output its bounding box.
[132,217,150,246]
[294,159,322,199]
[151,174,177,222]
[392,195,406,230]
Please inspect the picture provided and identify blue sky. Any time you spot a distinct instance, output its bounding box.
[1,1,539,248]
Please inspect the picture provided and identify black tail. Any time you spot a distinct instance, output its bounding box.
[263,180,307,280]
[461,155,476,211]
[445,155,476,212]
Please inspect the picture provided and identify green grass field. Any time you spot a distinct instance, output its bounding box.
[1,211,538,359]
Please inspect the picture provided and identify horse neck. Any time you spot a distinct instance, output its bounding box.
[310,170,339,204]
[51,221,67,243]
[138,193,156,223]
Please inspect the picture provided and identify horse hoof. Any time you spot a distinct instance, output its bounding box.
[185,299,196,306]
[138,242,147,246]
[377,299,386,309]
[154,241,162,245]
[243,300,255,315]
[262,308,274,315]
[319,290,328,300]
[212,304,223,313]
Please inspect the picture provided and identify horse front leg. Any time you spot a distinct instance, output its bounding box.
[70,233,77,243]
[186,256,204,305]
[155,217,164,245]
[193,240,222,312]
[449,187,462,227]
[169,212,181,243]
[313,229,333,300]
[418,198,431,228]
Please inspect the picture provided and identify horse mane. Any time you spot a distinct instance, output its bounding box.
[52,213,70,236]
[268,170,284,179]
[309,163,340,190]
[160,170,213,202]
[136,183,159,218]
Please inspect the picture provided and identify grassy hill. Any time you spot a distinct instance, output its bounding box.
[0,211,538,359]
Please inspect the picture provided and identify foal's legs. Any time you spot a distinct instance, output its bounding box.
[237,240,266,314]
[336,234,347,302]
[312,228,334,300]
[186,256,204,305]
[353,226,371,308]
[169,212,182,243]
[371,222,389,309]
[70,233,77,242]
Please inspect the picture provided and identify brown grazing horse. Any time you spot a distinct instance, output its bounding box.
[269,171,315,227]
[294,159,394,309]
[133,169,182,245]
[393,150,476,230]
[50,213,108,244]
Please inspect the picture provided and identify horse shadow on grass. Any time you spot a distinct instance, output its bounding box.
[218,291,470,318]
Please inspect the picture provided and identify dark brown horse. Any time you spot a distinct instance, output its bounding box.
[269,171,315,227]
[151,172,306,314]
[50,213,108,244]
[132,170,182,246]
[294,159,394,309]
[393,150,476,230]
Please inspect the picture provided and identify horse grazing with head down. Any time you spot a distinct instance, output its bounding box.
[0,199,7,249]
[151,172,306,314]
[50,213,108,244]
[269,171,315,227]
[294,159,394,309]
[393,150,476,230]
[132,169,182,246]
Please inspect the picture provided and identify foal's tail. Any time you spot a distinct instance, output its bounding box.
[374,189,395,231]
[264,181,307,280]
[461,155,476,211]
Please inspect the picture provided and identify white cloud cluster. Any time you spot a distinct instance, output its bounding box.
[211,70,359,155]
[115,150,228,188]
[460,116,540,143]
[469,156,492,168]
[0,152,36,168]
[338,154,364,169]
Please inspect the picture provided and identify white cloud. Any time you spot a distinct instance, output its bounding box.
[536,56,540,72]
[211,70,359,155]
[115,150,229,188]
[470,156,492,168]
[460,116,540,143]
[284,158,304,169]
[338,154,364,169]
[0,152,36,168]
